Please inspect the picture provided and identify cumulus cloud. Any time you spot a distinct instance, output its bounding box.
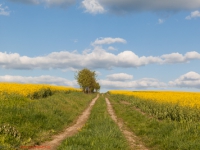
[8,0,75,8]
[82,0,105,14]
[0,74,166,90]
[2,72,200,90]
[6,0,200,14]
[186,10,200,19]
[116,50,162,67]
[92,37,127,46]
[97,0,200,14]
[169,72,200,89]
[99,78,166,89]
[161,51,200,64]
[1,49,200,70]
[106,73,133,81]
[0,4,10,16]
[0,75,77,86]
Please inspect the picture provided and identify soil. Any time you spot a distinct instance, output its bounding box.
[105,98,148,150]
[30,94,99,150]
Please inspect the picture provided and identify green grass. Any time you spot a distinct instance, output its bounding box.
[0,92,96,150]
[108,94,200,150]
[58,94,129,150]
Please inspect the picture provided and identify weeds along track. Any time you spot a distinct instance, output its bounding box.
[31,94,99,150]
[105,98,148,150]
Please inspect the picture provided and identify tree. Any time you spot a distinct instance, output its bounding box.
[75,68,100,93]
[94,82,100,92]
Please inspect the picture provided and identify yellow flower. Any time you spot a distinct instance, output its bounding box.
[109,90,200,108]
[0,82,81,98]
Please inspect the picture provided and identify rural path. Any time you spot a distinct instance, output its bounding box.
[105,98,148,150]
[31,94,99,150]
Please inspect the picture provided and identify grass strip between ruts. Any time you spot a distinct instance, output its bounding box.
[58,94,129,150]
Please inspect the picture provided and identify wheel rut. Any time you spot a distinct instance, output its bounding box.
[105,98,148,150]
[30,94,99,150]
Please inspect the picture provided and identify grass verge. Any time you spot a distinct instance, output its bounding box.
[0,92,95,150]
[58,94,129,150]
[108,94,200,150]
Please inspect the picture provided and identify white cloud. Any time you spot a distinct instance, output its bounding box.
[95,71,102,76]
[82,49,92,54]
[185,51,200,59]
[1,48,200,70]
[8,0,75,8]
[161,52,186,64]
[158,18,165,24]
[161,51,200,64]
[169,72,200,89]
[2,72,200,91]
[186,10,200,19]
[6,0,200,13]
[92,37,127,46]
[0,4,10,16]
[108,46,116,51]
[0,75,77,87]
[0,74,166,90]
[106,73,133,81]
[82,0,105,14]
[97,0,200,14]
[117,50,162,67]
[99,78,166,89]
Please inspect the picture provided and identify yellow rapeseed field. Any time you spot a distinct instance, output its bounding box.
[0,82,80,97]
[109,90,200,108]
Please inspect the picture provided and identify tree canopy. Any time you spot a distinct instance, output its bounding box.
[75,68,100,93]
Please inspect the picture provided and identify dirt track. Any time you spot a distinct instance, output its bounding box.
[30,95,147,150]
[105,98,148,150]
[31,94,99,150]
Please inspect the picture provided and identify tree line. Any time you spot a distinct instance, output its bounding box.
[75,68,100,93]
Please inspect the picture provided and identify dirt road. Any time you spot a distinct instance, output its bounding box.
[31,94,99,150]
[105,98,148,150]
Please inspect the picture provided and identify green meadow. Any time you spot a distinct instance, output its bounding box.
[1,85,200,150]
[0,91,95,150]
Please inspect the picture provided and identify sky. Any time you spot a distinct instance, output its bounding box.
[0,0,200,92]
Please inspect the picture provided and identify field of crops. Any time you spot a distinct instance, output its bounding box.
[108,90,200,149]
[0,82,81,99]
[2,83,200,150]
[109,90,200,108]
[109,90,200,122]
[0,82,95,150]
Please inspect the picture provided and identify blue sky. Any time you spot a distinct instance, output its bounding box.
[0,0,200,92]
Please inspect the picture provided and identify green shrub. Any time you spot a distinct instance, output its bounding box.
[28,88,52,99]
